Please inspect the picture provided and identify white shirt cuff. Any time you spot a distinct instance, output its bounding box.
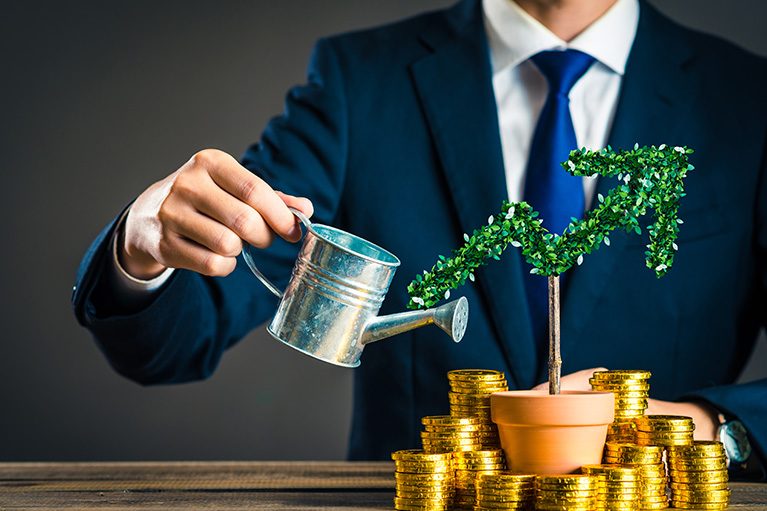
[111,210,175,294]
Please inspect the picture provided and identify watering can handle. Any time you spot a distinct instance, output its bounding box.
[241,207,312,299]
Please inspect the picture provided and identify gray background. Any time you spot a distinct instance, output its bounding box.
[1,0,765,461]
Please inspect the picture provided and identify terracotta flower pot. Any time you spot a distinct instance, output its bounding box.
[491,390,615,474]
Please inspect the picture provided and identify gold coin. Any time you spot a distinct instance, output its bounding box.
[396,485,454,494]
[474,504,533,511]
[668,471,728,484]
[477,492,535,500]
[454,449,505,458]
[395,475,453,484]
[454,458,505,466]
[450,408,493,416]
[537,474,596,485]
[422,415,483,426]
[396,489,454,499]
[478,473,536,483]
[449,380,508,389]
[581,465,640,479]
[448,369,506,380]
[604,442,663,454]
[667,440,725,455]
[668,459,728,471]
[639,503,670,510]
[668,502,728,510]
[637,438,693,447]
[535,504,595,511]
[590,383,650,392]
[395,464,453,474]
[672,490,731,501]
[635,428,694,437]
[670,483,729,492]
[422,429,482,437]
[602,453,663,464]
[393,497,452,506]
[421,433,482,441]
[536,497,597,508]
[395,477,453,487]
[668,456,728,466]
[393,500,450,511]
[536,493,597,502]
[592,370,652,379]
[634,417,694,431]
[394,459,453,468]
[393,450,454,461]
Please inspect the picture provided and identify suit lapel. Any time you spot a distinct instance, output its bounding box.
[409,0,537,388]
[560,1,698,360]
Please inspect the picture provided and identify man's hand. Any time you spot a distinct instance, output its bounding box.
[120,149,314,279]
[532,367,719,440]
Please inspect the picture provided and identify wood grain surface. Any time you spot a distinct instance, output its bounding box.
[0,461,763,510]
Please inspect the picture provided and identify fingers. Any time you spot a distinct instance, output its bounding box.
[163,203,244,257]
[276,191,314,219]
[531,367,608,391]
[157,231,237,277]
[203,153,302,242]
[184,179,276,249]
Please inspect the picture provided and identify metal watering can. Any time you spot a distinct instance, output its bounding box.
[242,209,469,367]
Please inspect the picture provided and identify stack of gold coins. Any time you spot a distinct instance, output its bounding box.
[474,473,536,510]
[421,416,484,453]
[581,465,641,511]
[634,415,695,447]
[392,449,454,511]
[667,441,730,510]
[590,370,651,443]
[602,442,668,509]
[451,449,505,509]
[535,474,598,511]
[447,369,508,448]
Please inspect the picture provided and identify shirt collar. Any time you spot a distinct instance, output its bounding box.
[483,0,639,76]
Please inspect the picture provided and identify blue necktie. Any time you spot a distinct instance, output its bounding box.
[522,49,595,352]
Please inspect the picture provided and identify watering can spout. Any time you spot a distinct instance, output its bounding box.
[362,297,469,346]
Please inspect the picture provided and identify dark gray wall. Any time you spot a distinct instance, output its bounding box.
[1,0,765,461]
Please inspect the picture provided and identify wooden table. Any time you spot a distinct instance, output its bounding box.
[0,461,764,510]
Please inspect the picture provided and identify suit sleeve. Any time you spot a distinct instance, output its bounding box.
[684,129,767,478]
[71,37,348,385]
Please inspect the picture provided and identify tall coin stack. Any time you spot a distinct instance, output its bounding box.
[474,473,536,511]
[392,449,454,511]
[602,442,668,509]
[535,474,598,511]
[590,370,651,443]
[421,416,484,454]
[447,369,508,448]
[667,441,730,510]
[581,464,641,511]
[634,415,695,447]
[452,449,506,509]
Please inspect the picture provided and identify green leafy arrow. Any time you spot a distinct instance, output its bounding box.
[407,144,694,309]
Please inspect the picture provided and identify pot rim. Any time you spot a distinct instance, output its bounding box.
[491,389,614,398]
[490,389,615,426]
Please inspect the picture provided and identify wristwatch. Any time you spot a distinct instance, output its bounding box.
[717,414,752,468]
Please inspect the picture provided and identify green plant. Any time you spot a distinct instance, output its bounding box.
[407,144,693,393]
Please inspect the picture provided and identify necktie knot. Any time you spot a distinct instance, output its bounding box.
[531,49,596,97]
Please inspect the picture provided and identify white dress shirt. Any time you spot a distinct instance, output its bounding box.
[113,0,640,292]
[483,0,639,206]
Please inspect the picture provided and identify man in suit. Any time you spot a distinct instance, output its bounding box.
[73,0,766,474]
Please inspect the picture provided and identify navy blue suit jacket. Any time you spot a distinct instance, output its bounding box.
[73,0,767,465]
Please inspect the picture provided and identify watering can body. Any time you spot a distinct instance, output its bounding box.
[243,209,468,367]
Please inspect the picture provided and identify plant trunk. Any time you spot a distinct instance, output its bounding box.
[548,275,561,395]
